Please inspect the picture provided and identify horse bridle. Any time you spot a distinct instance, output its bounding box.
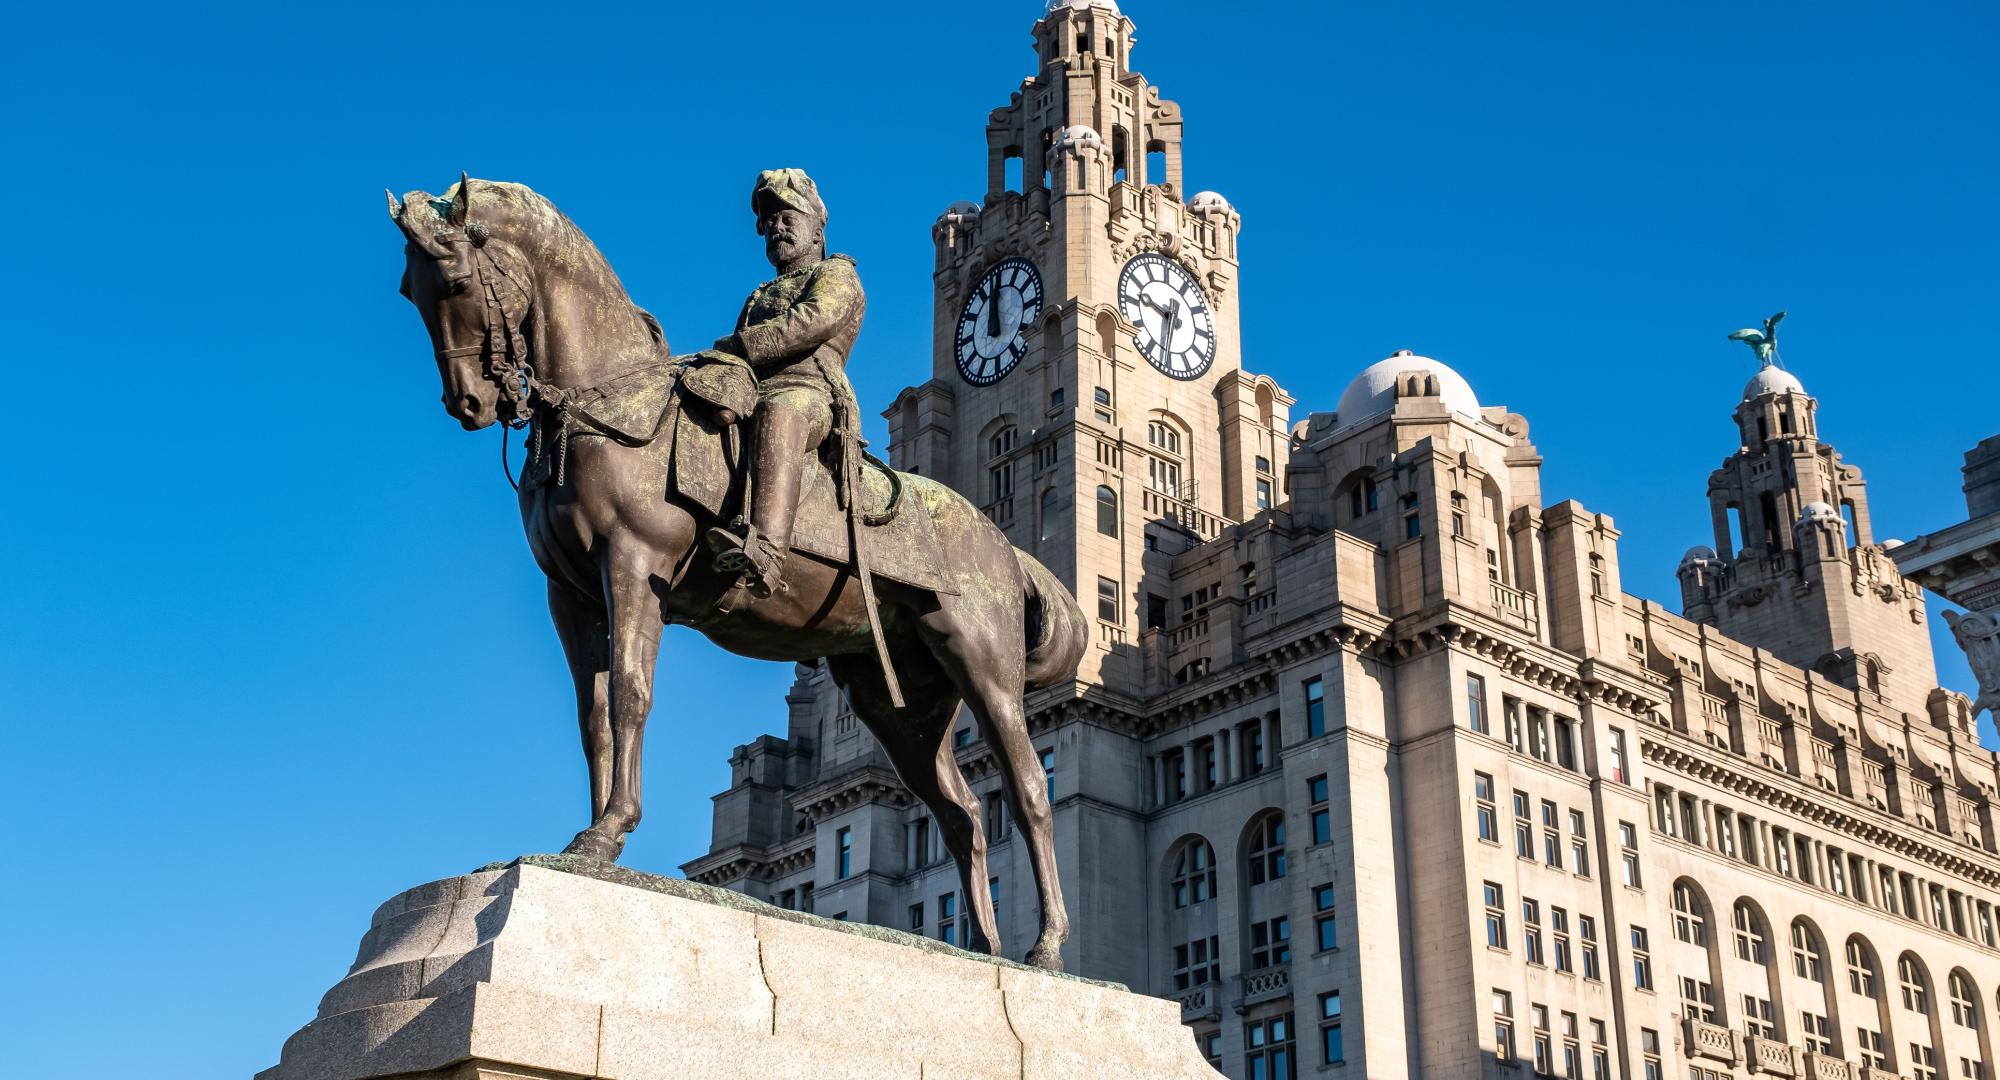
[433,222,543,432]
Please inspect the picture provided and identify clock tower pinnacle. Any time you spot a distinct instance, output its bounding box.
[886,0,1292,696]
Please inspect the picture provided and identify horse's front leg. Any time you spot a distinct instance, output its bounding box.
[563,549,662,862]
[547,581,611,825]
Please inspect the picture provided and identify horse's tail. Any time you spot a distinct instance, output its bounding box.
[1016,549,1088,691]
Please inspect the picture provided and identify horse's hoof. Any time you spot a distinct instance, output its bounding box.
[1026,944,1065,973]
[562,829,625,861]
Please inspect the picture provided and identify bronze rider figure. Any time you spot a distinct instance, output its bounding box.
[706,169,866,597]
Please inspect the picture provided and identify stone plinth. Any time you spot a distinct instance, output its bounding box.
[260,855,1221,1080]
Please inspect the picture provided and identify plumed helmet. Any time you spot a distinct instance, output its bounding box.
[751,168,827,233]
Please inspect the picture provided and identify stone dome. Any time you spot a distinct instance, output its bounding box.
[937,200,981,221]
[1335,350,1482,428]
[1743,363,1805,400]
[1679,545,1720,569]
[1189,190,1234,213]
[1798,501,1844,528]
[1046,0,1120,14]
[1052,125,1105,153]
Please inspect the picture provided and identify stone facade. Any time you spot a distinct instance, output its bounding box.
[685,4,2000,1078]
[1891,435,2000,720]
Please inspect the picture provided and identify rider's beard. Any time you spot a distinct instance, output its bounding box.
[767,231,804,262]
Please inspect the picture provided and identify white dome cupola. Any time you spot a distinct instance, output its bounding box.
[1334,350,1482,430]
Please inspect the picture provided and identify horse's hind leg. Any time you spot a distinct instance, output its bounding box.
[827,654,999,956]
[548,581,611,822]
[923,604,1070,972]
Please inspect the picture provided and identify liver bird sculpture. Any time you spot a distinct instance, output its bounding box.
[1728,310,1787,365]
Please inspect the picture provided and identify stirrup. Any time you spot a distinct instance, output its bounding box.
[707,527,757,572]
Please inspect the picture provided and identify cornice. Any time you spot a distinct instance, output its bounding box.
[1640,733,2000,890]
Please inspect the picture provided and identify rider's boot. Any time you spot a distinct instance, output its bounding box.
[708,402,810,598]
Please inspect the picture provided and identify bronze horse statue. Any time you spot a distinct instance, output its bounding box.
[388,177,1086,970]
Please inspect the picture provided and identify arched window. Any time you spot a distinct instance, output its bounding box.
[1732,901,1768,964]
[1245,812,1286,885]
[1039,488,1061,544]
[1168,838,1216,909]
[1847,937,1880,997]
[1901,955,1931,1013]
[1671,882,1707,945]
[1788,919,1824,981]
[1096,485,1118,537]
[1949,971,1978,1028]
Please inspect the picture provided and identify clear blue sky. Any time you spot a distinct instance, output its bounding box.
[2,2,1993,1074]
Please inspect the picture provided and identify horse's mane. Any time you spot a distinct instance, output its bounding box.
[399,177,596,271]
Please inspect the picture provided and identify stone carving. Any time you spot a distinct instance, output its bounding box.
[1944,609,2000,716]
[388,175,1086,970]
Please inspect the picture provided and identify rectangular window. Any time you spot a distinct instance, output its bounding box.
[1552,906,1573,973]
[1679,976,1715,1022]
[1096,576,1120,623]
[1304,677,1326,738]
[1493,990,1516,1065]
[1484,881,1508,949]
[836,826,853,879]
[1474,772,1499,843]
[1249,916,1291,969]
[1244,1013,1294,1080]
[1314,882,1337,951]
[1532,1003,1552,1075]
[1630,926,1653,989]
[1910,1043,1937,1080]
[1505,697,1525,753]
[1569,809,1590,877]
[954,726,974,749]
[1514,790,1534,859]
[1641,1029,1661,1080]
[1800,1011,1832,1054]
[1308,774,1331,845]
[937,892,959,946]
[909,817,931,867]
[1319,992,1343,1065]
[1554,716,1578,771]
[1524,898,1544,965]
[1579,915,1601,980]
[1742,995,1775,1039]
[1467,673,1489,735]
[1618,821,1641,888]
[1256,477,1273,509]
[1172,935,1220,990]
[1855,1028,1886,1068]
[907,902,924,931]
[1039,747,1055,804]
[1542,799,1563,870]
[985,791,1006,841]
[1609,727,1630,784]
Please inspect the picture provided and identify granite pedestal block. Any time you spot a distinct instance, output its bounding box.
[260,855,1221,1080]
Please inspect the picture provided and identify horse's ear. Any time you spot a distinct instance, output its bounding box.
[449,172,472,226]
[385,189,404,223]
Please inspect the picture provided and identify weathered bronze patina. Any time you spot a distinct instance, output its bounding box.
[389,174,1085,969]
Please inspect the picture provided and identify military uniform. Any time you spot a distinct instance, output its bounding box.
[709,169,868,596]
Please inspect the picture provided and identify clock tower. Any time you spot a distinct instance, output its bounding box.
[886,0,1293,697]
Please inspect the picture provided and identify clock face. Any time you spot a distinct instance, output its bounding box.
[1118,253,1215,380]
[954,257,1043,386]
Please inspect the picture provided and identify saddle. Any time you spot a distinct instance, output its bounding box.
[531,354,955,595]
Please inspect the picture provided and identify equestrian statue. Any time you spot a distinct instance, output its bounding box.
[388,172,1086,971]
